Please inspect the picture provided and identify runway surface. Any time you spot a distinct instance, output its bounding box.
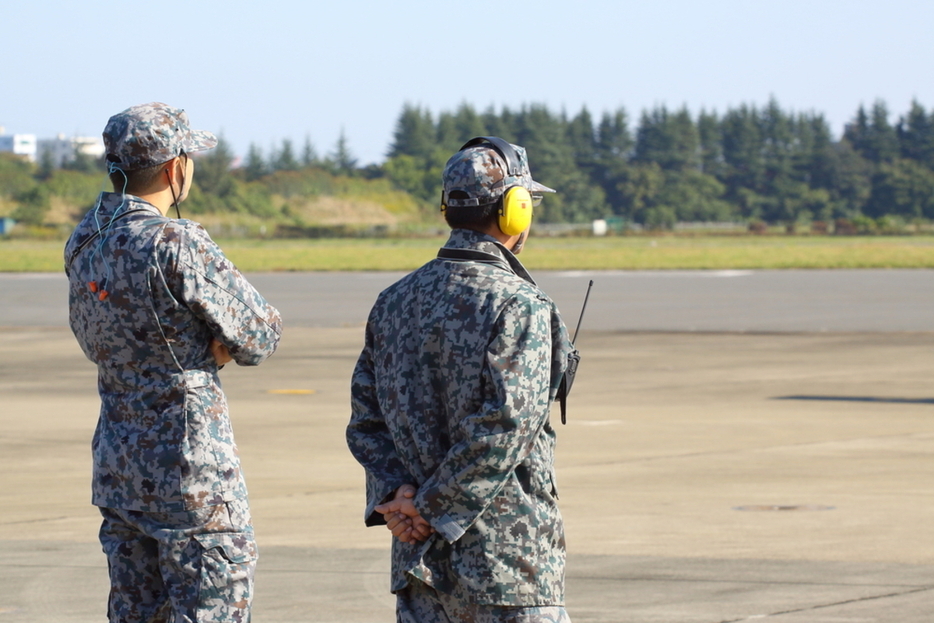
[3,268,934,331]
[1,269,932,622]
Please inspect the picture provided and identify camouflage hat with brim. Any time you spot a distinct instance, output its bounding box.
[103,102,217,171]
[442,142,555,208]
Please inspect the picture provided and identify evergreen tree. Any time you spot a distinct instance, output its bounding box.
[803,113,837,191]
[435,104,488,153]
[843,105,871,157]
[592,109,633,212]
[453,103,487,143]
[272,138,300,172]
[897,100,934,169]
[302,135,319,167]
[864,158,934,219]
[243,143,268,182]
[380,99,934,226]
[196,135,236,196]
[435,111,460,153]
[721,104,765,195]
[328,129,358,176]
[596,109,633,161]
[758,99,813,224]
[633,105,699,171]
[615,162,665,223]
[848,101,899,163]
[566,107,597,176]
[823,139,873,217]
[759,98,796,185]
[481,105,518,143]
[697,109,723,178]
[388,104,435,159]
[384,105,447,202]
[867,100,901,163]
[514,104,606,222]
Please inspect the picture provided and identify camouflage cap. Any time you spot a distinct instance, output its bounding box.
[442,141,556,208]
[103,102,217,170]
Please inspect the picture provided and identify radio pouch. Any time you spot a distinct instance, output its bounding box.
[555,349,580,425]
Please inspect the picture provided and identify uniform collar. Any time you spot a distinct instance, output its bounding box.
[65,193,165,271]
[440,228,536,286]
[94,192,162,220]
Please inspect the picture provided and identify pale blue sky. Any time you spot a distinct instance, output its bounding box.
[3,0,932,165]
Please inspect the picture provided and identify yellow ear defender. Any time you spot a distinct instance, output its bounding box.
[498,185,533,236]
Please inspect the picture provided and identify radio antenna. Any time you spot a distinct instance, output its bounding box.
[572,280,593,344]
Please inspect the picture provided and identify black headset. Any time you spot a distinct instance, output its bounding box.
[459,136,521,175]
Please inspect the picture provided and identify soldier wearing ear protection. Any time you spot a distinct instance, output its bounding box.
[65,103,282,623]
[348,137,577,622]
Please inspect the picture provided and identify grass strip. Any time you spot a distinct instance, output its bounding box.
[2,236,933,272]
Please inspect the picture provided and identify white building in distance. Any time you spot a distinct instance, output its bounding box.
[0,128,38,162]
[37,133,105,168]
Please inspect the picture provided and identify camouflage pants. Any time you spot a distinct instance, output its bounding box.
[98,498,256,623]
[396,579,571,623]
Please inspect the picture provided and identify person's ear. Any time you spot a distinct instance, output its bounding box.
[162,157,182,185]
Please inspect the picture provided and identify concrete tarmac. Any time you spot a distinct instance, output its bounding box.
[1,272,933,621]
[3,269,934,331]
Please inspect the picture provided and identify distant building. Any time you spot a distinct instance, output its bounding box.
[37,134,104,168]
[0,133,38,162]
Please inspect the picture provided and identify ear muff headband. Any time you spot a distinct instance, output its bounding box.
[458,136,521,177]
[457,137,532,235]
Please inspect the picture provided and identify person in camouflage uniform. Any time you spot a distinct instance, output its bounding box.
[65,102,282,623]
[347,137,576,622]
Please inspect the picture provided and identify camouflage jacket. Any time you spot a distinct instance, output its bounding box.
[65,192,281,512]
[347,228,574,605]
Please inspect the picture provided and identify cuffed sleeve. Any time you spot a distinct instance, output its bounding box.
[163,222,281,367]
[347,321,414,526]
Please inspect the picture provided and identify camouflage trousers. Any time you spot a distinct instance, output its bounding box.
[396,578,571,623]
[98,498,256,623]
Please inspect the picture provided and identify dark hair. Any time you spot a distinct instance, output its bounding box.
[109,164,163,194]
[443,191,499,230]
[108,153,185,194]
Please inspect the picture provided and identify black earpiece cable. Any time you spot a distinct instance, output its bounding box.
[166,155,185,219]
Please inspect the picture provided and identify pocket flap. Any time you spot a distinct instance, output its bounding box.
[194,532,257,564]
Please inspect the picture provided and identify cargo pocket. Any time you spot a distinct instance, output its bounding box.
[194,532,257,621]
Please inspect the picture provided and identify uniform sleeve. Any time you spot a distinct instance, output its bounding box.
[346,319,415,526]
[413,294,554,543]
[161,222,281,366]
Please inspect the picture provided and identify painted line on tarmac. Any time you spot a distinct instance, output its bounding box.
[553,270,754,278]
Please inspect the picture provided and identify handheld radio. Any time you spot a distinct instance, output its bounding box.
[557,280,593,424]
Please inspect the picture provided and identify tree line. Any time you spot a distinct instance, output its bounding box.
[3,99,933,233]
[382,99,934,229]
